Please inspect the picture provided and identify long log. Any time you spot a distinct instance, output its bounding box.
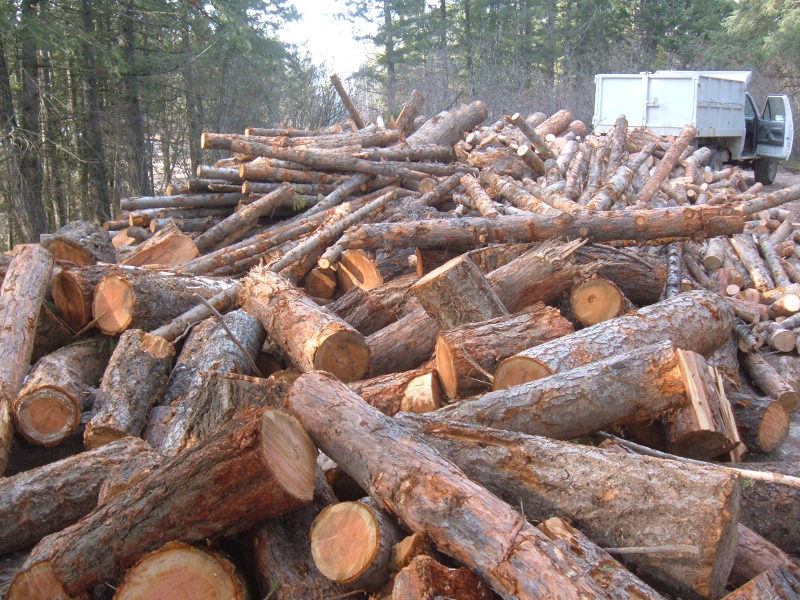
[8,408,317,599]
[396,414,741,600]
[330,73,365,129]
[0,244,53,474]
[406,101,488,147]
[12,339,109,446]
[287,371,660,600]
[120,192,245,211]
[0,437,159,554]
[494,289,733,389]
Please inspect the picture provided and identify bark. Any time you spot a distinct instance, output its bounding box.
[13,339,108,446]
[730,234,775,291]
[728,391,790,453]
[406,101,488,147]
[757,231,792,288]
[396,414,741,600]
[31,304,73,363]
[143,310,265,455]
[148,284,240,342]
[349,367,442,415]
[411,255,508,330]
[148,215,220,234]
[0,244,53,474]
[574,245,667,306]
[480,170,560,214]
[328,274,416,335]
[330,73,365,129]
[118,222,199,267]
[741,351,800,412]
[635,125,697,206]
[8,408,317,599]
[392,554,499,600]
[92,269,232,335]
[435,303,573,398]
[120,192,245,211]
[286,371,655,600]
[0,437,158,554]
[494,289,733,389]
[39,221,115,265]
[663,241,684,299]
[83,330,175,450]
[729,525,798,588]
[721,564,800,599]
[460,174,500,217]
[238,161,344,185]
[241,269,369,382]
[434,342,691,440]
[310,497,405,591]
[113,541,248,600]
[535,109,574,138]
[605,115,628,177]
[193,184,294,253]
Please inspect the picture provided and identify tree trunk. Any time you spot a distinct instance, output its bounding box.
[0,437,158,554]
[13,339,109,446]
[241,269,369,382]
[8,408,316,599]
[328,274,416,335]
[494,290,733,389]
[92,269,232,335]
[349,367,442,415]
[435,303,573,398]
[0,244,53,474]
[287,371,660,600]
[84,330,175,450]
[396,413,742,600]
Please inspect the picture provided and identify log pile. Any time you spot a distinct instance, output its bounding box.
[1,87,799,600]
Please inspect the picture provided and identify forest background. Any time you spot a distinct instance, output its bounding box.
[0,0,796,248]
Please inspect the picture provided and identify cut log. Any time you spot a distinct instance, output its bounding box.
[534,109,574,138]
[39,221,115,265]
[729,525,798,588]
[460,174,500,217]
[287,371,659,600]
[574,244,667,306]
[311,497,405,591]
[83,330,175,450]
[605,115,628,177]
[435,303,573,398]
[505,113,553,159]
[395,89,425,136]
[241,268,369,382]
[569,277,634,326]
[757,230,792,288]
[12,340,109,446]
[728,391,790,453]
[113,541,248,600]
[349,367,442,415]
[433,342,692,440]
[411,255,508,330]
[741,351,800,412]
[143,309,265,455]
[406,101,488,147]
[494,289,733,389]
[120,192,245,211]
[730,233,774,292]
[0,437,159,554]
[328,275,415,336]
[704,237,727,270]
[92,270,232,336]
[8,408,317,599]
[398,414,741,599]
[634,124,697,207]
[391,554,499,600]
[0,244,54,475]
[721,564,800,600]
[329,73,365,129]
[336,249,384,291]
[118,222,199,267]
[304,266,337,298]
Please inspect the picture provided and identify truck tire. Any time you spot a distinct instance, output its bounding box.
[753,158,779,185]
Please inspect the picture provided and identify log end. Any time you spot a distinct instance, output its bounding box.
[758,402,791,453]
[51,271,92,331]
[8,561,70,600]
[435,335,460,399]
[43,239,96,266]
[260,409,317,503]
[93,274,134,335]
[314,329,370,383]
[769,329,796,353]
[310,501,380,585]
[777,389,800,413]
[12,388,81,446]
[570,279,626,326]
[492,356,552,390]
[400,371,442,414]
[113,541,247,600]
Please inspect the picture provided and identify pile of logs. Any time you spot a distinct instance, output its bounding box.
[1,83,800,600]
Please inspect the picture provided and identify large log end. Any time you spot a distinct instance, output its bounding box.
[260,409,317,504]
[12,388,80,447]
[492,356,552,390]
[8,561,70,600]
[314,329,370,383]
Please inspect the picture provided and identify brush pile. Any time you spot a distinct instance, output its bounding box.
[1,84,799,600]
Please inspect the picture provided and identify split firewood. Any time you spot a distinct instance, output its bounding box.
[0,244,53,475]
[112,541,249,600]
[349,367,442,415]
[91,269,232,335]
[287,371,661,600]
[241,268,369,382]
[335,249,384,291]
[729,525,799,588]
[741,351,800,412]
[118,221,199,267]
[12,339,109,447]
[39,220,116,265]
[435,303,573,398]
[721,564,800,599]
[494,289,733,389]
[144,309,265,455]
[391,554,499,600]
[0,437,159,554]
[8,408,317,599]
[311,497,405,591]
[396,414,741,599]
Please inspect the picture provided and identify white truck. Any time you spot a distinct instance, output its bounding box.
[592,71,794,184]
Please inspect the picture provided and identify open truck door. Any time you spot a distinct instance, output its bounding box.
[756,95,794,159]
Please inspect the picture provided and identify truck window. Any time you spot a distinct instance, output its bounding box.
[763,96,787,121]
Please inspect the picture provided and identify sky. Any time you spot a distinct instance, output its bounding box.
[277,0,377,77]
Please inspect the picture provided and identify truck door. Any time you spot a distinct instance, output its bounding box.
[756,95,794,159]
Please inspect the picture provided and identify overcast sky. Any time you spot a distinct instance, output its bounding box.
[277,0,376,77]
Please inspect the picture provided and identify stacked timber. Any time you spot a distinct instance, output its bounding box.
[1,88,800,600]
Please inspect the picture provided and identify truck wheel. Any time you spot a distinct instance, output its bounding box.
[753,158,779,185]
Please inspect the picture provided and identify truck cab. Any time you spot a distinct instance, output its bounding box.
[593,71,794,184]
